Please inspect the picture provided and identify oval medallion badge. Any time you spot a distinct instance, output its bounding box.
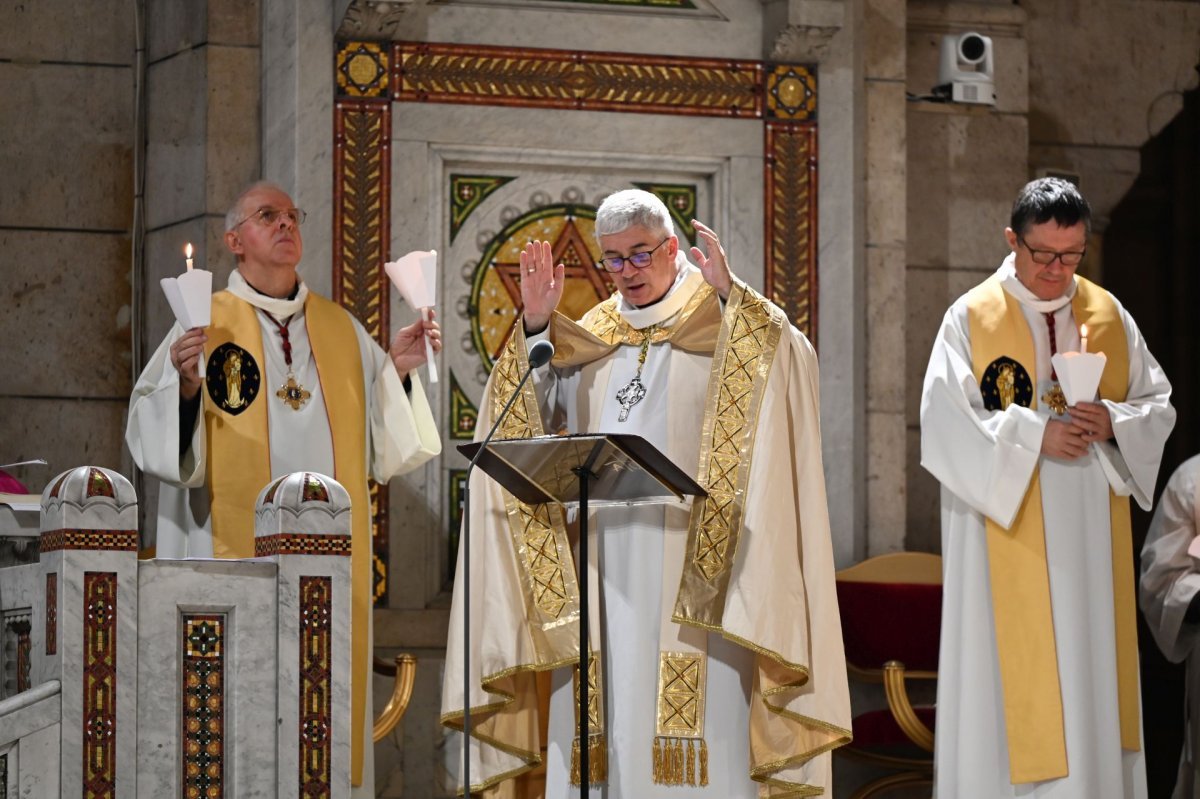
[206,343,261,415]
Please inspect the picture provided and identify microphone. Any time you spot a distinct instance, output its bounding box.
[468,339,554,471]
[460,337,553,797]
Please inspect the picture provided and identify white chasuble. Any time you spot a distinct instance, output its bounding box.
[920,255,1174,798]
[442,264,851,798]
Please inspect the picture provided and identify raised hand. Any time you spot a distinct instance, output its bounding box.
[689,220,734,301]
[170,328,208,400]
[390,310,442,379]
[520,240,565,334]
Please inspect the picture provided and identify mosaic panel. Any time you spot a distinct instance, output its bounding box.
[393,43,764,118]
[371,482,388,605]
[299,577,333,796]
[334,41,818,597]
[336,41,389,98]
[765,64,817,121]
[46,572,57,655]
[40,529,138,553]
[334,96,393,603]
[9,620,30,694]
[557,0,696,7]
[470,205,611,371]
[83,572,117,797]
[86,467,116,498]
[182,614,225,798]
[632,183,699,245]
[764,122,818,343]
[448,371,479,441]
[449,175,515,242]
[255,534,353,557]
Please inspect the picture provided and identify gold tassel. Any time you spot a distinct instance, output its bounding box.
[686,739,696,785]
[653,737,663,784]
[699,738,709,786]
[674,739,684,785]
[572,735,607,785]
[590,735,607,784]
[570,737,581,786]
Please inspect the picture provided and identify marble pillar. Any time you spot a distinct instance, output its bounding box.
[37,466,139,799]
[255,471,353,798]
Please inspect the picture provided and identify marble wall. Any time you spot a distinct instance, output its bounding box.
[0,1,135,499]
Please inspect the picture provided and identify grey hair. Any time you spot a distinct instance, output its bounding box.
[594,189,675,245]
[225,181,291,232]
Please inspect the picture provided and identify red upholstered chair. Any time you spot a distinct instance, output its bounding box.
[835,552,942,799]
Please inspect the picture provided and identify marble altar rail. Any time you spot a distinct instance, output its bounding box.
[0,466,353,798]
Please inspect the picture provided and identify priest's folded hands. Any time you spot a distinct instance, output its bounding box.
[1039,403,1115,459]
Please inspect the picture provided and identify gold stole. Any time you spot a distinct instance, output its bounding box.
[549,280,781,786]
[203,290,373,783]
[965,275,1138,783]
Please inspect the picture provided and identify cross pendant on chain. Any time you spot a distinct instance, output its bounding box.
[615,375,646,422]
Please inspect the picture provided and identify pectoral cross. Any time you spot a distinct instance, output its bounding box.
[276,374,311,410]
[615,376,646,422]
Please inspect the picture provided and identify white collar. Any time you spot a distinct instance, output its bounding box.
[227,269,309,321]
[616,258,703,330]
[997,252,1076,313]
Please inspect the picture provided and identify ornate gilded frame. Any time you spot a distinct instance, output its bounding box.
[332,40,818,603]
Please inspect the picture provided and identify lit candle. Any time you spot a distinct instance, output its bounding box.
[184,242,194,271]
[1080,323,1088,354]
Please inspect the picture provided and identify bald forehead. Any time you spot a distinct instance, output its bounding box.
[239,187,294,215]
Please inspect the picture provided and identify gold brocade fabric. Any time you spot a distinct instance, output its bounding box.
[673,283,784,626]
[965,274,1136,783]
[492,325,582,652]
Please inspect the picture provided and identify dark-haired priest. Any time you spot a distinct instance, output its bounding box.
[920,177,1175,798]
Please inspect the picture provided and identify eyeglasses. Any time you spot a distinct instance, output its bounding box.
[234,207,307,228]
[597,238,670,273]
[1017,235,1085,266]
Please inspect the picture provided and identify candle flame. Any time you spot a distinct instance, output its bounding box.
[1080,323,1088,338]
[184,242,194,259]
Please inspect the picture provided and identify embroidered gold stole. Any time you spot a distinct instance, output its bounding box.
[202,290,374,783]
[965,274,1137,783]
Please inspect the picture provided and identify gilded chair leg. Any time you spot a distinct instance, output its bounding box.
[373,653,417,743]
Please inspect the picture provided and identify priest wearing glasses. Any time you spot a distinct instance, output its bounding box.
[920,177,1175,798]
[126,181,442,794]
[442,189,850,797]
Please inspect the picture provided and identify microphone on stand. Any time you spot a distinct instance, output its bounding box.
[461,337,554,798]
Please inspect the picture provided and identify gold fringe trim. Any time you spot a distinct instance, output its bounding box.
[652,736,707,786]
[569,734,608,785]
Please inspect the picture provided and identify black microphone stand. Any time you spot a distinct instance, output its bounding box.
[461,339,554,798]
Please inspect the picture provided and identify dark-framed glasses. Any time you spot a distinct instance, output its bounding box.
[597,237,670,273]
[235,207,307,228]
[1017,235,1085,266]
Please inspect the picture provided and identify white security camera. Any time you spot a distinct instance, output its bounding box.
[935,31,996,106]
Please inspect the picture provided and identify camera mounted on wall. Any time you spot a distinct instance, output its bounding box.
[932,31,996,106]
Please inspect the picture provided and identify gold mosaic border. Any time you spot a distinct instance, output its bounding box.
[332,41,818,605]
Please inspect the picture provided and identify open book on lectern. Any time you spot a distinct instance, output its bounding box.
[457,433,706,508]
